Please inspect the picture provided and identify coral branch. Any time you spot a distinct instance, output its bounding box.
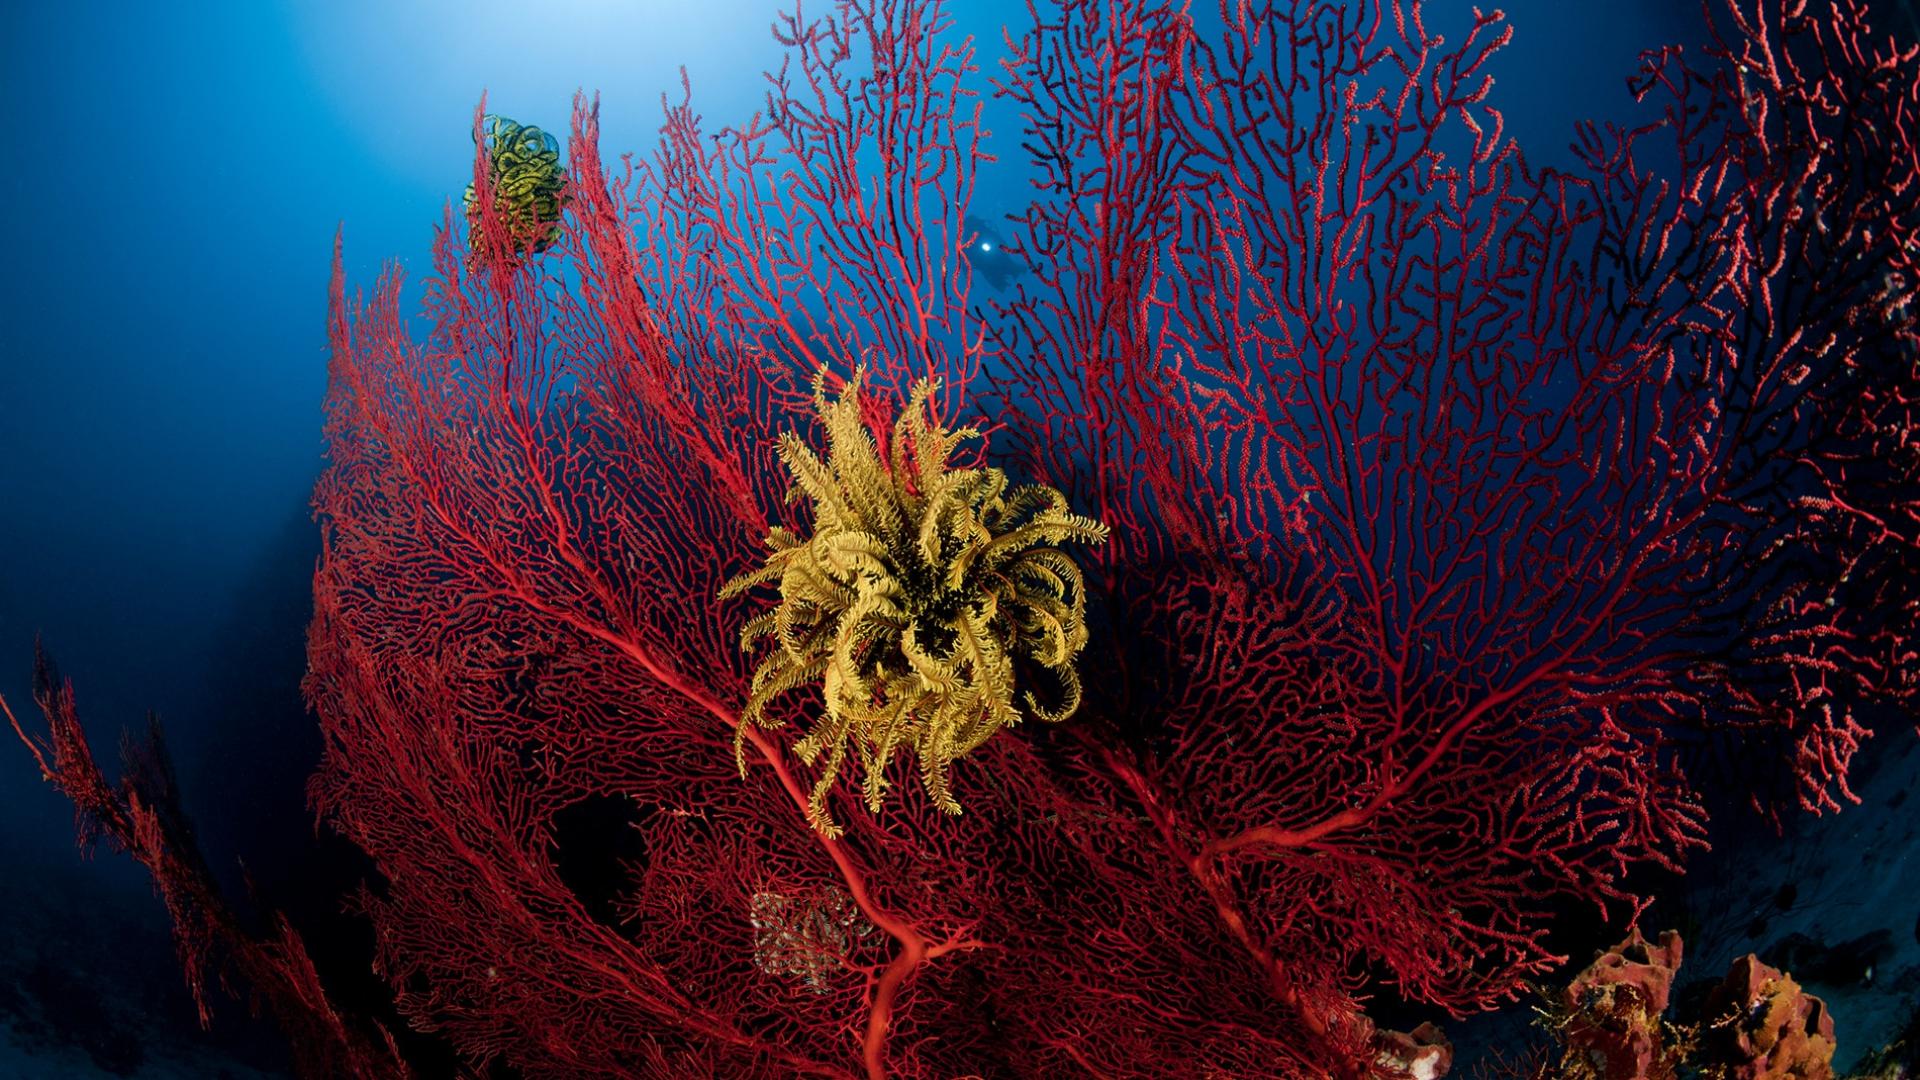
[3,645,411,1079]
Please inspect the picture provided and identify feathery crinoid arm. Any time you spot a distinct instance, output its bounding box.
[718,366,1107,835]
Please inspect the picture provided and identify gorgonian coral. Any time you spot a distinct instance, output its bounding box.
[20,1,1916,1076]
[720,368,1107,836]
[462,114,567,261]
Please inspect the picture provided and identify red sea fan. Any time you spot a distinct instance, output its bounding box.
[2,647,411,1079]
[305,0,1920,1074]
[13,0,1917,1077]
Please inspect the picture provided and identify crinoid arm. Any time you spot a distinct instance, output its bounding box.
[462,113,570,263]
[719,367,1107,835]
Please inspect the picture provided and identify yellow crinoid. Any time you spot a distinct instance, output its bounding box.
[463,114,568,262]
[720,368,1108,837]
